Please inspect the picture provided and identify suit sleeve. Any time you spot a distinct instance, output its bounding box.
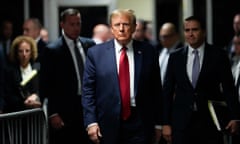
[82,48,97,128]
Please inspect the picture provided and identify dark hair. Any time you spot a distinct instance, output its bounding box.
[60,8,81,22]
[136,19,147,31]
[184,15,206,30]
[26,18,43,30]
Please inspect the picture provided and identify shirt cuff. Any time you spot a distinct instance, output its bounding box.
[86,122,98,131]
[155,125,162,130]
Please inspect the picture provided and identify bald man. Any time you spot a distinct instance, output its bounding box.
[92,24,112,44]
[158,22,183,84]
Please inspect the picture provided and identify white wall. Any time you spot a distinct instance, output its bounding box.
[116,0,154,21]
[42,0,154,41]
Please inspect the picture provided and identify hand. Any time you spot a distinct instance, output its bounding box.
[49,114,64,129]
[162,125,172,143]
[225,120,239,135]
[24,94,41,108]
[87,125,102,144]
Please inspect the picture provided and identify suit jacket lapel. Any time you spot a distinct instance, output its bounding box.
[196,44,211,89]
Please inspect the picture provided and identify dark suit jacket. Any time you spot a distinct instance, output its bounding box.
[0,47,4,110]
[162,43,240,139]
[82,39,162,144]
[36,38,47,64]
[40,36,95,121]
[4,63,39,112]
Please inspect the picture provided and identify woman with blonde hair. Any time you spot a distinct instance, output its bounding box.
[4,35,41,113]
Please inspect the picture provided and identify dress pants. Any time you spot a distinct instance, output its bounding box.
[118,107,147,144]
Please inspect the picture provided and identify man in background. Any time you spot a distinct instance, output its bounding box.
[92,24,112,44]
[0,20,14,64]
[162,16,240,144]
[40,8,95,144]
[158,22,183,84]
[132,19,146,41]
[23,18,47,64]
[226,13,240,61]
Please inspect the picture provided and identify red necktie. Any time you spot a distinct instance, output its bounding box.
[119,47,131,120]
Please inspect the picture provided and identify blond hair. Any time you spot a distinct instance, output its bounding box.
[9,35,38,63]
[109,9,136,25]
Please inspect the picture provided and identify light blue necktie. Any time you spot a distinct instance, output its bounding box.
[192,50,200,88]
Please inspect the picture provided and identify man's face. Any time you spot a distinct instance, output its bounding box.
[111,14,136,45]
[159,28,176,48]
[23,21,39,39]
[132,22,145,41]
[184,20,205,48]
[61,14,81,40]
[233,15,240,34]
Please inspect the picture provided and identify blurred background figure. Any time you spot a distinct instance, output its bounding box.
[40,8,95,144]
[145,21,158,47]
[4,35,41,113]
[158,22,183,84]
[92,23,112,44]
[0,45,4,114]
[23,18,47,65]
[231,32,240,144]
[0,20,14,64]
[226,13,240,61]
[132,19,146,41]
[40,28,49,43]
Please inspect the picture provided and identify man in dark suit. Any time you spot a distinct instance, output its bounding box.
[231,33,240,144]
[81,9,162,144]
[158,22,184,85]
[226,13,240,62]
[162,16,240,144]
[40,8,95,144]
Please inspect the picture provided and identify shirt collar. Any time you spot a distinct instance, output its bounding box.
[188,42,205,56]
[20,63,32,74]
[114,39,133,53]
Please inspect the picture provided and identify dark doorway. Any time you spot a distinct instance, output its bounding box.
[59,6,108,38]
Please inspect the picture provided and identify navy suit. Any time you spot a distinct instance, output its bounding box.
[162,43,240,144]
[40,36,95,144]
[82,39,162,144]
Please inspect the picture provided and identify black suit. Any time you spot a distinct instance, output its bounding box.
[162,43,240,144]
[40,36,95,144]
[4,63,40,113]
[35,38,47,69]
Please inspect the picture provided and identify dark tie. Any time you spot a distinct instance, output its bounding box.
[192,50,200,88]
[74,40,84,80]
[119,47,131,120]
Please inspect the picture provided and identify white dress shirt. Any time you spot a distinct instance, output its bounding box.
[187,43,205,83]
[114,39,135,106]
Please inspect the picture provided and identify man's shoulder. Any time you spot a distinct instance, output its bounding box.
[79,37,96,49]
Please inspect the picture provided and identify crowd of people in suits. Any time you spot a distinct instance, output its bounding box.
[1,7,240,144]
